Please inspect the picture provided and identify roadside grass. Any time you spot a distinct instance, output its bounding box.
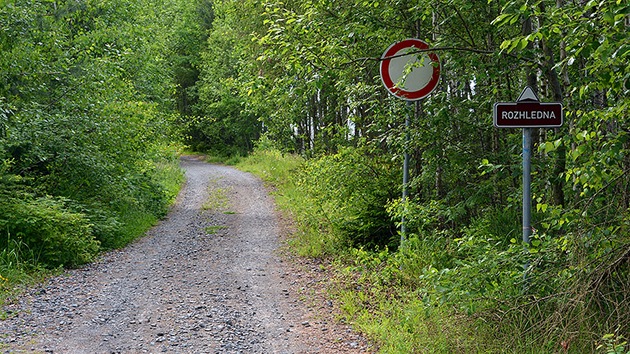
[234,146,520,353]
[110,207,159,249]
[235,147,346,257]
[336,288,492,354]
[0,239,58,317]
[234,148,299,188]
[155,154,187,205]
[205,225,227,235]
[0,153,185,309]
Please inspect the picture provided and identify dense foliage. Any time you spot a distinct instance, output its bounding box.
[175,0,265,156]
[195,0,629,352]
[0,0,187,271]
[2,0,628,351]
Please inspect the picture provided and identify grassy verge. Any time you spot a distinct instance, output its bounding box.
[0,241,57,314]
[0,152,185,309]
[234,147,477,352]
[235,147,347,257]
[232,146,573,353]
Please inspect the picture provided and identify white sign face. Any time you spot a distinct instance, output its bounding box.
[380,39,441,101]
[387,48,435,92]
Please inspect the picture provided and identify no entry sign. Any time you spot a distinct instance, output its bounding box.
[380,39,441,101]
[493,87,563,128]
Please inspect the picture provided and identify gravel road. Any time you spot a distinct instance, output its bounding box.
[0,156,371,353]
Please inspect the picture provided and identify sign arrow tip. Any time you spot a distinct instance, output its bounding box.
[517,86,540,102]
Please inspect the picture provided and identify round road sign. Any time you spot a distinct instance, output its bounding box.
[380,39,441,101]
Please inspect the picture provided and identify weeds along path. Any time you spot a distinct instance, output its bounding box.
[0,156,370,353]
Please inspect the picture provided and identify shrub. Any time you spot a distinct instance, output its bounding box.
[297,146,400,250]
[0,189,99,268]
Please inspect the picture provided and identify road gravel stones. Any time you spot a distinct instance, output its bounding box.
[0,156,371,353]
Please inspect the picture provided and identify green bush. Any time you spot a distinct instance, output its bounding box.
[0,189,99,268]
[297,146,400,250]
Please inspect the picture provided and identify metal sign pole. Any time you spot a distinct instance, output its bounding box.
[522,127,532,246]
[522,127,533,289]
[400,101,412,245]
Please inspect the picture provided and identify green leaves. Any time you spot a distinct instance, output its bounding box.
[0,0,189,266]
[491,12,520,26]
[0,187,100,268]
[298,146,400,249]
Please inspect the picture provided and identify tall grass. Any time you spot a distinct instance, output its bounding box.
[0,236,53,313]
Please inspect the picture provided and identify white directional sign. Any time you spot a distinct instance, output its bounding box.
[380,39,441,101]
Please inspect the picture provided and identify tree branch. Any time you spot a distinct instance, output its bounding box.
[338,46,535,68]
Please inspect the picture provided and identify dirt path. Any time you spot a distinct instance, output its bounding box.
[0,156,371,353]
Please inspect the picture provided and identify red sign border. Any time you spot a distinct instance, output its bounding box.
[380,39,441,101]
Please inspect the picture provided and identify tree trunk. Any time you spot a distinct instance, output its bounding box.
[539,1,566,207]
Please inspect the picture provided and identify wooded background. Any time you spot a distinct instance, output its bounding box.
[1,0,628,352]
